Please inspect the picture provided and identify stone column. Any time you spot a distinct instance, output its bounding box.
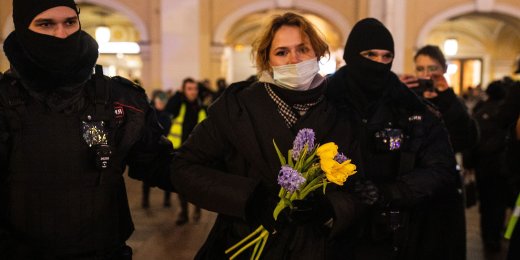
[369,0,406,74]
[161,0,201,91]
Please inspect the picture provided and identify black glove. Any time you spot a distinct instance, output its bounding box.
[353,180,411,208]
[245,182,290,234]
[353,180,380,205]
[290,192,334,226]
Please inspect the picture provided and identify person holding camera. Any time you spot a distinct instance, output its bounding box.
[0,0,174,258]
[327,18,463,259]
[400,45,478,153]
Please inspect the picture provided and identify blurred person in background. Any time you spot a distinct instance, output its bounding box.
[165,77,206,225]
[400,45,479,154]
[503,59,520,260]
[198,79,215,106]
[141,90,173,209]
[465,80,510,253]
[213,77,227,101]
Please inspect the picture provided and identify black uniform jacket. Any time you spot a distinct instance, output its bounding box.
[0,71,173,258]
[172,80,363,260]
[327,66,463,260]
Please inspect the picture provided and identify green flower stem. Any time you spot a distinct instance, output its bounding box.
[229,228,268,260]
[273,200,287,220]
[225,226,264,255]
[301,182,329,199]
[302,153,317,170]
[251,234,262,259]
[278,188,286,198]
[302,181,330,198]
[298,176,325,199]
[254,231,269,260]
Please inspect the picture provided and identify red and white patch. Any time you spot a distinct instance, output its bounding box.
[114,105,125,119]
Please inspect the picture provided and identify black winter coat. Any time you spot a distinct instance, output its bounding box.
[326,66,464,260]
[467,99,509,176]
[429,88,479,153]
[0,71,173,258]
[172,81,364,260]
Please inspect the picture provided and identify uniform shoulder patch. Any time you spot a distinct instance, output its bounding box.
[111,76,145,93]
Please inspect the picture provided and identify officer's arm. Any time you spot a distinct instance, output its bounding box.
[0,107,13,254]
[394,113,459,207]
[433,89,478,152]
[0,109,8,177]
[172,112,258,219]
[126,98,175,191]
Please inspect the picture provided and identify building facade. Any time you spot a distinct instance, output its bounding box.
[1,0,520,94]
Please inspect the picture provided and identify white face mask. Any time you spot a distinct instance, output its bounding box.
[272,59,320,90]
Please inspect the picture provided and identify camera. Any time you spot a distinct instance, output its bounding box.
[94,144,112,170]
[412,79,434,96]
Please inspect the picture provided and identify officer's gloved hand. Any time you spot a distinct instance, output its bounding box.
[353,180,380,205]
[377,182,412,208]
[245,182,289,234]
[353,180,411,208]
[290,192,334,226]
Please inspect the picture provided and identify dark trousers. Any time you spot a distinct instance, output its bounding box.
[476,172,508,245]
[177,194,200,217]
[142,183,171,207]
[507,223,520,260]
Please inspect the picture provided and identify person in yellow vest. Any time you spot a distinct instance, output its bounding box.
[165,77,207,225]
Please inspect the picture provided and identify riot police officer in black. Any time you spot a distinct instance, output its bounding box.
[327,18,464,260]
[0,0,173,259]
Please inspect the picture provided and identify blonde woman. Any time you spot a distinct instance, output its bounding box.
[172,12,360,259]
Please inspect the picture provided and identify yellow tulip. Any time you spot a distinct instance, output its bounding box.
[320,158,357,186]
[316,142,338,160]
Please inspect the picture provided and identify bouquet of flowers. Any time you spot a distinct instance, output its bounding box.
[225,128,357,259]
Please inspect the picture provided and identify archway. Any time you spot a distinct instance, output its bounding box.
[213,2,349,83]
[76,0,149,42]
[74,2,142,82]
[213,1,350,46]
[416,3,520,94]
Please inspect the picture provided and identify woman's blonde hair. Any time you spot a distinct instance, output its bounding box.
[251,12,329,75]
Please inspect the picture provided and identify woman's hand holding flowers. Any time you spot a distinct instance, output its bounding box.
[226,129,357,259]
[246,182,291,234]
[290,192,334,225]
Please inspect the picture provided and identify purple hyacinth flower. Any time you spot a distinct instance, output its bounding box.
[277,166,306,193]
[334,153,348,163]
[292,128,315,160]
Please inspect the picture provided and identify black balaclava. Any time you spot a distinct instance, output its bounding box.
[4,0,98,91]
[343,18,394,98]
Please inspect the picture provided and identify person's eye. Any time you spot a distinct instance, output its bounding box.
[383,53,394,59]
[428,66,439,72]
[416,67,424,72]
[360,51,373,58]
[275,50,288,56]
[298,46,309,53]
[65,19,78,26]
[36,22,53,28]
